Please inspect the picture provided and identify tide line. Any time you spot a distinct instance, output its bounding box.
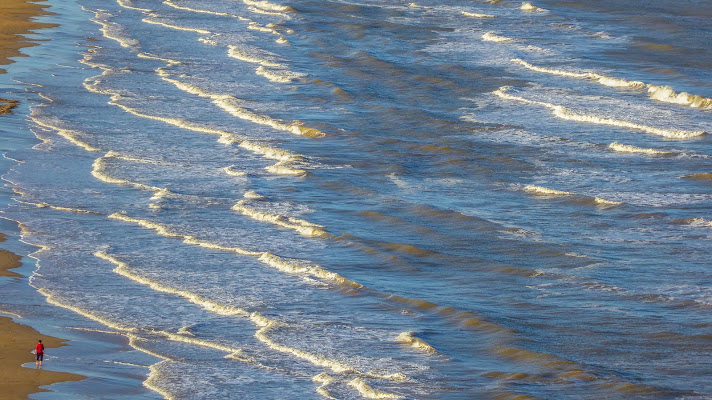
[523,184,622,206]
[493,87,706,139]
[81,60,308,176]
[608,142,674,156]
[155,68,325,137]
[511,58,712,109]
[141,15,211,35]
[232,196,328,238]
[96,250,406,395]
[461,11,496,18]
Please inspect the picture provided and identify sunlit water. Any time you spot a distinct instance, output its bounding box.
[4,0,712,398]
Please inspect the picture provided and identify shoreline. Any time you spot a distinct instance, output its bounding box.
[1,0,86,398]
[0,316,85,400]
[0,233,86,399]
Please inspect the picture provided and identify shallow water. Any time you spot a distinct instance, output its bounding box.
[3,0,712,398]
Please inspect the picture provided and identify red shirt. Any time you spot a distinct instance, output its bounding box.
[36,343,44,354]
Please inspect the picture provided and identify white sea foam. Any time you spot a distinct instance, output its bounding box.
[684,218,712,228]
[96,251,250,317]
[395,332,436,353]
[523,185,573,196]
[243,190,265,200]
[30,111,101,152]
[243,0,294,13]
[520,2,546,13]
[156,70,325,137]
[163,0,232,16]
[593,198,622,207]
[116,0,152,12]
[87,8,141,48]
[141,15,211,35]
[223,165,248,177]
[348,378,401,399]
[313,373,337,400]
[493,87,706,139]
[266,161,308,176]
[482,32,513,42]
[511,59,712,108]
[92,153,168,195]
[227,46,282,67]
[461,11,496,18]
[137,52,182,65]
[608,142,672,156]
[647,85,712,109]
[511,58,645,88]
[36,288,137,332]
[84,64,309,177]
[232,200,328,237]
[255,66,306,83]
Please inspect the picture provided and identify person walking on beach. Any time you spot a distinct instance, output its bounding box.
[35,339,45,365]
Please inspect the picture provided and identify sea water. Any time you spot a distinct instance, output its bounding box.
[2,0,712,398]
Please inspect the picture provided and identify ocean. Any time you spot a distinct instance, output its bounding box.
[1,0,711,398]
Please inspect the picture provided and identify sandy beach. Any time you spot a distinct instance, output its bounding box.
[0,235,84,399]
[0,316,84,400]
[1,0,57,114]
[1,1,85,398]
[0,0,57,74]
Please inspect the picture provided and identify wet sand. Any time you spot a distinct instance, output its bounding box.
[0,316,85,400]
[1,0,57,114]
[0,0,57,74]
[1,3,84,397]
[0,233,85,399]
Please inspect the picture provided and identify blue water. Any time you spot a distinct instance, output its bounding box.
[2,0,712,398]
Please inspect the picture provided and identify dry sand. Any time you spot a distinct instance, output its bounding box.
[1,2,84,392]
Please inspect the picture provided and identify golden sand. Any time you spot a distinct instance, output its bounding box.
[0,317,85,399]
[0,0,57,114]
[0,232,85,398]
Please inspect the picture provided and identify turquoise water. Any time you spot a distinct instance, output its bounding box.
[2,0,711,398]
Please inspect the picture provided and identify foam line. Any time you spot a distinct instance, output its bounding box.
[493,87,706,139]
[348,378,401,399]
[608,142,673,156]
[223,165,248,177]
[137,52,183,65]
[256,66,306,83]
[461,11,496,18]
[523,185,573,196]
[395,332,436,353]
[98,248,402,383]
[92,153,169,195]
[96,251,249,317]
[313,373,337,400]
[684,218,712,228]
[86,8,141,48]
[243,0,294,13]
[155,69,325,137]
[30,110,101,151]
[512,58,645,88]
[227,45,282,67]
[16,199,104,215]
[82,61,309,176]
[232,199,328,238]
[520,2,546,12]
[36,287,137,332]
[163,0,232,16]
[116,0,152,12]
[482,32,512,42]
[512,59,712,108]
[141,16,212,35]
